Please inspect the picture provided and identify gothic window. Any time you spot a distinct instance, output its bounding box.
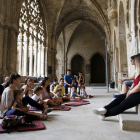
[17,0,45,76]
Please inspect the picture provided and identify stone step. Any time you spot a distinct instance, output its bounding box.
[118,114,140,131]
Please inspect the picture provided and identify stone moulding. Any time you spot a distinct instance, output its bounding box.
[107,5,118,20]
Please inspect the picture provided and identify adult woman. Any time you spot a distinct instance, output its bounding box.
[21,78,34,96]
[93,54,140,120]
[1,74,46,120]
[76,72,84,94]
[41,77,61,106]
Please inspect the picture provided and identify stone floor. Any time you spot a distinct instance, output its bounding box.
[1,86,140,140]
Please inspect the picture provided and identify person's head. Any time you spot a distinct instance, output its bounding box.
[59,78,64,86]
[14,90,24,101]
[53,79,57,85]
[61,74,64,78]
[130,55,136,65]
[41,77,50,86]
[57,88,62,93]
[78,72,82,77]
[33,86,43,96]
[5,74,21,88]
[134,54,140,78]
[5,77,10,82]
[82,86,86,92]
[67,69,71,76]
[72,86,76,92]
[25,78,34,86]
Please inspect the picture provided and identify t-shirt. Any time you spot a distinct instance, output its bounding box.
[0,87,14,117]
[133,74,140,87]
[31,94,42,102]
[64,74,74,84]
[53,85,65,96]
[70,91,78,98]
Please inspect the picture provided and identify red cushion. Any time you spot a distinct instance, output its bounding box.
[54,106,71,110]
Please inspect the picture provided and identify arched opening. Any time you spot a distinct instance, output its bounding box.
[71,55,85,77]
[119,1,128,73]
[91,54,105,83]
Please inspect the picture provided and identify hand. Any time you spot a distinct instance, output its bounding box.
[119,79,125,84]
[125,91,131,99]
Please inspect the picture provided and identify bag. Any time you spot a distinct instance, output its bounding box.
[1,115,27,130]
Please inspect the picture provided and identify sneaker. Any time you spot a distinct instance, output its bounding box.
[93,108,107,115]
[98,115,105,120]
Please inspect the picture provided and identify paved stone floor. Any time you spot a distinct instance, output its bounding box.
[1,86,140,140]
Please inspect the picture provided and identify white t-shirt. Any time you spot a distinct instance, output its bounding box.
[31,94,42,102]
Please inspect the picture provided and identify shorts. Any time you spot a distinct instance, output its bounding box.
[123,81,133,87]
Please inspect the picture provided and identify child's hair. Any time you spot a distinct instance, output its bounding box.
[14,90,23,100]
[57,88,62,91]
[82,86,85,89]
[72,86,76,90]
[59,78,64,81]
[25,78,34,85]
[33,86,43,94]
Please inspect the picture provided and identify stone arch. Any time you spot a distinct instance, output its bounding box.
[90,53,105,83]
[71,54,85,77]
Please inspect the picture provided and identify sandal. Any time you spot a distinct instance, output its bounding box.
[43,108,47,115]
[47,108,53,113]
[43,115,47,120]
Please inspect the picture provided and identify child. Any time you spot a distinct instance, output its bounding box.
[70,87,79,99]
[80,86,88,98]
[12,90,47,120]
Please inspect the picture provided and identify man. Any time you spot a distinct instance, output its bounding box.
[64,69,77,94]
[119,55,135,94]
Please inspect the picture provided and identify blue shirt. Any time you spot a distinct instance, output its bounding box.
[64,74,74,84]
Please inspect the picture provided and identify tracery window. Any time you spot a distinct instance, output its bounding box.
[17,0,45,76]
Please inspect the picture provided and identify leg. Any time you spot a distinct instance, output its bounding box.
[122,81,133,94]
[64,83,69,94]
[104,93,127,110]
[5,109,38,120]
[105,92,140,117]
[22,96,44,110]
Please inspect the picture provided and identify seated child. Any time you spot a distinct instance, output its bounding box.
[12,90,47,120]
[80,86,89,98]
[70,86,79,99]
[31,86,53,112]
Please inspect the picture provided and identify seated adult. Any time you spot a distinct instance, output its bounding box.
[119,55,135,94]
[21,78,34,97]
[76,72,84,94]
[2,77,10,88]
[41,77,62,106]
[50,79,58,92]
[93,54,140,120]
[0,74,46,119]
[54,78,70,101]
[64,69,77,95]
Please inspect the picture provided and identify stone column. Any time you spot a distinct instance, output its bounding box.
[29,35,33,76]
[38,40,41,76]
[23,32,28,76]
[2,28,8,71]
[19,32,23,75]
[41,45,45,77]
[85,60,91,85]
[34,38,37,77]
[44,47,48,76]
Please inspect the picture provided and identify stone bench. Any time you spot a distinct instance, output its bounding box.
[118,113,140,131]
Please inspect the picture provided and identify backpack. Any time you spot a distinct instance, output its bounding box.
[1,115,27,130]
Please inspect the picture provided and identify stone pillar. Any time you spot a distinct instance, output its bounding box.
[19,32,23,75]
[38,40,41,76]
[34,38,37,77]
[29,35,33,76]
[23,32,28,76]
[41,45,45,77]
[44,47,48,76]
[85,60,91,85]
[2,28,8,71]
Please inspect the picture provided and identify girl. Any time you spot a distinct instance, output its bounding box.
[12,90,47,120]
[77,72,84,94]
[70,86,79,99]
[80,86,88,98]
[93,54,140,120]
[41,77,62,106]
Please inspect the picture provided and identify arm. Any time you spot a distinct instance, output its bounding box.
[12,102,22,111]
[71,80,74,86]
[53,86,57,94]
[126,82,140,98]
[23,85,29,95]
[119,73,135,84]
[82,77,84,84]
[64,80,70,86]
